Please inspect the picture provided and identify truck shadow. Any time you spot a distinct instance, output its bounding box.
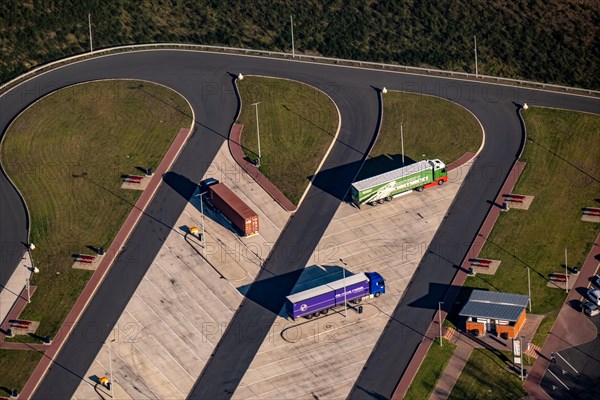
[237,264,353,318]
[309,154,418,203]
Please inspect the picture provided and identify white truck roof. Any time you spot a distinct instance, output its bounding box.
[286,273,369,303]
[352,160,434,192]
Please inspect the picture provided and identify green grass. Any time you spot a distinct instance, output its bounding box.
[237,76,338,204]
[0,80,191,338]
[0,350,43,394]
[532,311,559,347]
[1,2,598,89]
[449,348,527,400]
[0,79,190,392]
[464,107,600,314]
[405,339,457,400]
[373,91,481,163]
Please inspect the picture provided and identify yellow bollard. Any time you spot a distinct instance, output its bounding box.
[190,227,199,236]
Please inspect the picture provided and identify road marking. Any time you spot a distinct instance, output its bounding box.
[556,352,579,374]
[547,369,570,390]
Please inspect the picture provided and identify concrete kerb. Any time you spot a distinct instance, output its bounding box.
[19,100,195,399]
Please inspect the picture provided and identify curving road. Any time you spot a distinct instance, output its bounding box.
[0,50,598,399]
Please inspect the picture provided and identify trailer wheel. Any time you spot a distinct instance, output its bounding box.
[320,309,329,315]
[370,202,377,207]
[354,298,362,304]
[305,314,313,320]
[377,198,385,204]
[313,312,320,318]
[385,196,393,202]
[438,179,445,185]
[374,292,381,298]
[416,186,424,192]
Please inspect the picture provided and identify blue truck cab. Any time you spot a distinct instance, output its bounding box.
[365,272,385,297]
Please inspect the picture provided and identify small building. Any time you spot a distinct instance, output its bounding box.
[459,290,529,339]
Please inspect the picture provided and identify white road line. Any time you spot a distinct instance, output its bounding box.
[321,194,453,239]
[148,334,196,380]
[152,258,231,320]
[556,352,579,374]
[106,339,162,400]
[113,324,186,398]
[161,245,235,312]
[547,369,570,390]
[132,286,216,350]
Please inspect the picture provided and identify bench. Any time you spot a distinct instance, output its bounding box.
[125,175,144,183]
[583,208,600,216]
[549,274,567,282]
[470,258,492,268]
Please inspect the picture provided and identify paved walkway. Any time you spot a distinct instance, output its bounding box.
[524,233,600,399]
[229,124,296,211]
[429,337,473,400]
[393,161,526,399]
[0,250,32,327]
[16,127,193,399]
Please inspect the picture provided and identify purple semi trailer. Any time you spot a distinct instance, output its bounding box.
[285,272,386,320]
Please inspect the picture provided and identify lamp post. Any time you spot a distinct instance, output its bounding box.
[194,191,208,256]
[400,123,405,166]
[339,258,348,318]
[474,35,478,77]
[564,247,568,293]
[88,13,93,52]
[290,15,295,56]
[527,266,532,311]
[438,301,444,346]
[250,102,262,167]
[26,278,31,304]
[107,339,114,398]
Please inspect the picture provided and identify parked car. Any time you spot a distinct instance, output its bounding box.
[591,275,600,289]
[581,301,600,317]
[587,288,600,306]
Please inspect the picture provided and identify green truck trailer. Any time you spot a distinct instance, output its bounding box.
[351,159,448,207]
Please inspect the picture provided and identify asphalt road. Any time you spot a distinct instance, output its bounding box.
[0,50,597,399]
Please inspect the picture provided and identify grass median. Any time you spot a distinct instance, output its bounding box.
[0,80,191,390]
[359,90,481,179]
[237,76,338,204]
[405,339,457,400]
[464,107,600,314]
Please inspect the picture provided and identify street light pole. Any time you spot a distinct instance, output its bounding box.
[200,192,205,256]
[474,35,478,77]
[401,123,405,166]
[88,13,93,52]
[565,247,568,293]
[26,278,31,304]
[439,301,444,346]
[290,15,295,56]
[251,102,262,167]
[339,258,348,318]
[108,339,114,398]
[527,266,532,311]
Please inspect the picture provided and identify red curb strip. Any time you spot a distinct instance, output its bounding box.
[523,233,600,399]
[392,161,526,399]
[228,123,297,212]
[19,127,192,399]
[0,286,38,344]
[447,152,476,172]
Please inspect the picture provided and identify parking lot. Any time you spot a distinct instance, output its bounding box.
[73,155,472,400]
[232,162,474,399]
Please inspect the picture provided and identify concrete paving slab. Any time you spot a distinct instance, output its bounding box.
[234,162,473,399]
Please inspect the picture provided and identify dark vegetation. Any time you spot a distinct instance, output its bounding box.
[1,1,598,89]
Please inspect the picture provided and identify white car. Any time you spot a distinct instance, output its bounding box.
[581,301,600,317]
[587,288,600,306]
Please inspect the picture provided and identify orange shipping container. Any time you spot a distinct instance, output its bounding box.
[208,183,259,236]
